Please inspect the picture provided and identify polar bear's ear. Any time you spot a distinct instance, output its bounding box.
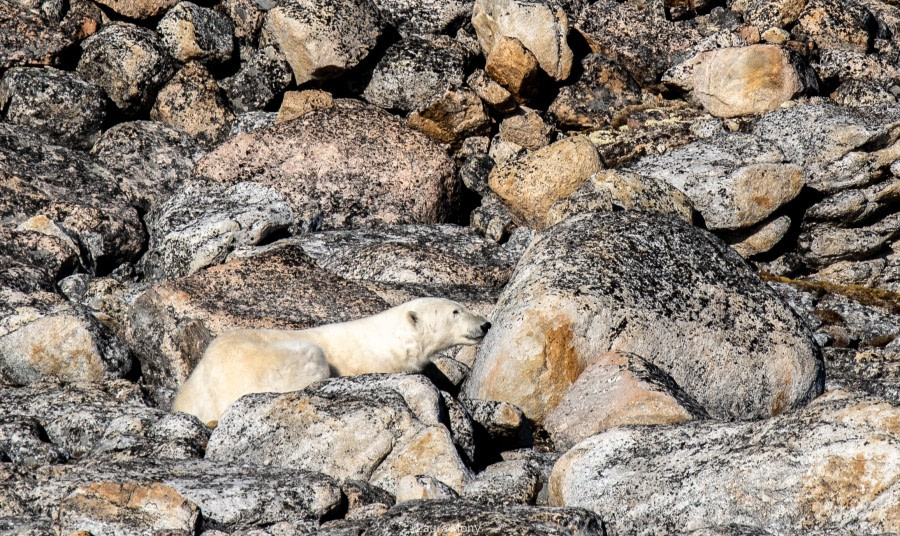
[407,311,419,326]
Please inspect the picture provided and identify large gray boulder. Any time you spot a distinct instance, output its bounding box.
[141,181,294,281]
[0,67,106,150]
[193,100,459,231]
[463,212,824,424]
[76,24,175,115]
[0,1,73,68]
[0,123,145,272]
[550,389,900,535]
[90,121,207,213]
[206,377,473,494]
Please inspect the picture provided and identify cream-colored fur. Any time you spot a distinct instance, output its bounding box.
[171,298,491,424]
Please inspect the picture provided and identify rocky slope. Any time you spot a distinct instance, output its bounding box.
[1,0,899,534]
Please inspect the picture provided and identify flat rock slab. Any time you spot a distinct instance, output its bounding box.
[365,499,605,535]
[15,458,342,531]
[193,99,459,231]
[463,212,824,423]
[550,389,900,535]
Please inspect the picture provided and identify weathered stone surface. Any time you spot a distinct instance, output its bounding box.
[57,481,200,535]
[544,169,695,227]
[77,24,175,115]
[0,381,211,460]
[207,381,472,493]
[499,107,553,151]
[276,89,334,122]
[663,45,817,117]
[794,0,875,52]
[260,0,384,85]
[218,0,268,50]
[4,215,81,283]
[0,304,132,386]
[488,136,603,229]
[194,100,459,231]
[93,0,178,18]
[228,111,276,137]
[343,479,394,518]
[158,1,234,65]
[19,458,342,530]
[483,35,544,103]
[221,46,293,114]
[727,215,793,258]
[463,459,542,506]
[462,398,532,451]
[809,246,900,294]
[0,67,106,150]
[463,212,824,423]
[473,0,573,81]
[141,181,294,281]
[576,0,703,87]
[549,53,643,130]
[750,104,900,193]
[151,63,236,146]
[372,0,472,36]
[631,133,805,230]
[408,89,491,147]
[551,389,900,535]
[127,244,386,406]
[363,35,470,113]
[467,69,516,113]
[395,475,459,503]
[729,0,808,31]
[586,100,709,168]
[0,416,68,467]
[288,224,517,296]
[365,499,604,535]
[545,352,706,451]
[799,213,900,268]
[0,123,145,272]
[823,347,900,404]
[90,121,207,213]
[0,1,73,68]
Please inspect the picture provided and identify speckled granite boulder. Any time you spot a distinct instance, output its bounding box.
[127,244,387,406]
[260,0,384,85]
[220,46,293,113]
[0,67,106,150]
[363,35,471,113]
[549,53,643,130]
[92,0,178,18]
[463,212,824,424]
[372,0,472,36]
[151,63,235,145]
[472,0,573,81]
[76,24,175,115]
[141,181,293,281]
[0,123,145,272]
[0,381,209,460]
[365,499,604,535]
[207,379,473,494]
[157,1,234,65]
[193,100,459,231]
[90,121,207,213]
[286,224,518,308]
[551,389,900,535]
[630,133,805,231]
[16,458,342,531]
[576,0,703,87]
[227,111,277,137]
[0,1,73,68]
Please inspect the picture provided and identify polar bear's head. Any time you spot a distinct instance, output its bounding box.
[404,297,491,355]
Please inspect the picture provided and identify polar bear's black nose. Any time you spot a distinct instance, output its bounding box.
[481,322,492,332]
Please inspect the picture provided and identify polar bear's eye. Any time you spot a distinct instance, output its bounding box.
[453,310,460,316]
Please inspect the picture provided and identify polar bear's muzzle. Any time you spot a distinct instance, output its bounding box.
[467,321,492,342]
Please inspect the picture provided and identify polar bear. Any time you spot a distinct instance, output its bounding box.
[171,297,491,424]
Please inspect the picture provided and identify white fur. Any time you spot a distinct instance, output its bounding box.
[171,298,490,424]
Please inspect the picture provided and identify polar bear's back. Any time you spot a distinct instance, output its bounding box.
[171,330,330,423]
